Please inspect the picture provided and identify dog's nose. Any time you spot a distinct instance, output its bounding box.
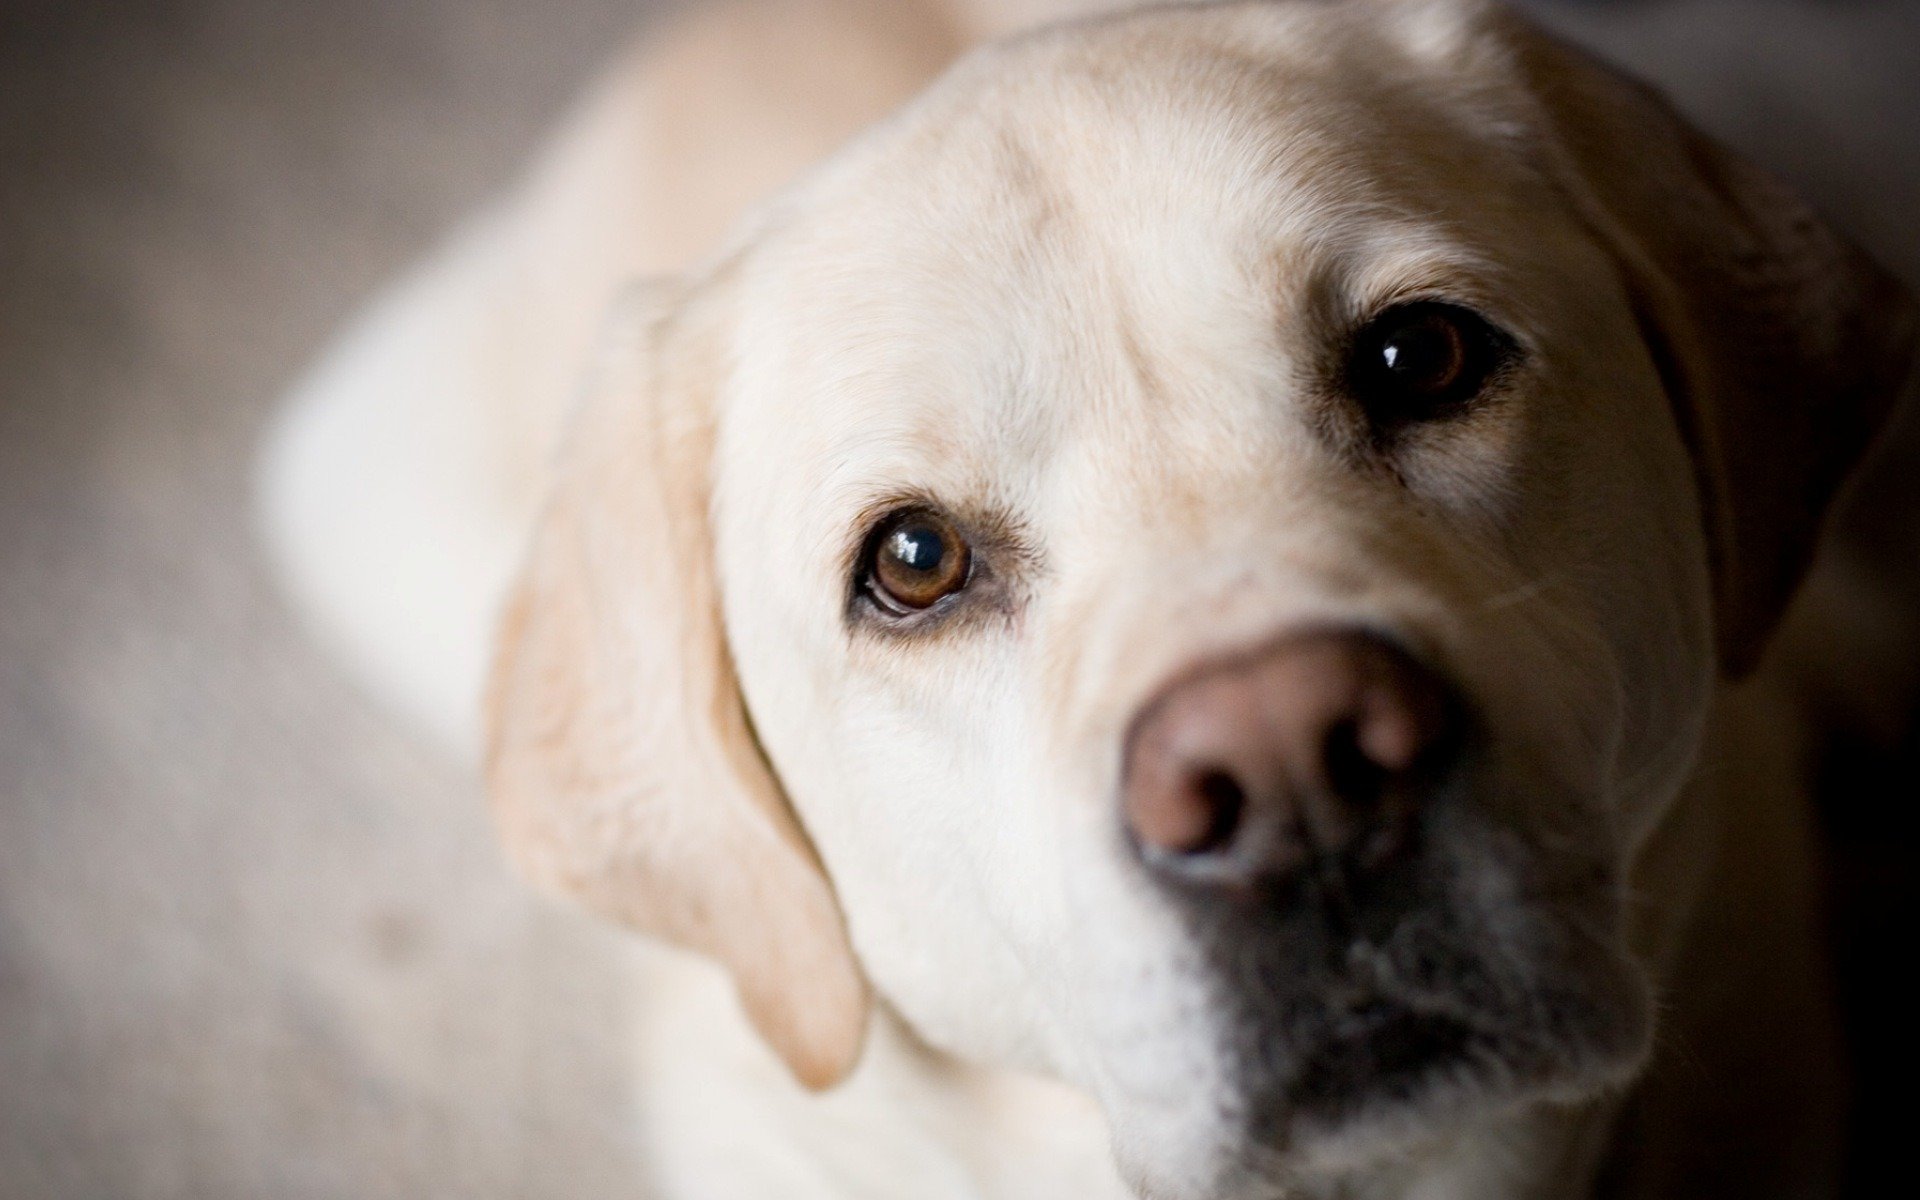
[1122,630,1461,888]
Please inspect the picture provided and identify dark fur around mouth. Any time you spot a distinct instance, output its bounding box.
[1163,797,1651,1161]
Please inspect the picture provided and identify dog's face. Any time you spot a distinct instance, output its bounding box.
[488,3,1914,1197]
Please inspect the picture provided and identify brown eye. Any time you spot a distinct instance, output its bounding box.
[1348,302,1509,424]
[865,509,972,614]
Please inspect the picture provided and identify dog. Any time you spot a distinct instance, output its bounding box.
[259,1,1918,1196]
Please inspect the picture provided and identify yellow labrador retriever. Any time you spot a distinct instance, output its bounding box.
[260,1,1916,1196]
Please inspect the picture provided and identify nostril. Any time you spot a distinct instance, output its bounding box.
[1186,769,1247,856]
[1126,759,1250,859]
[1322,719,1387,810]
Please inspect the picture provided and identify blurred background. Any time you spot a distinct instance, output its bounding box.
[1,1,1915,1197]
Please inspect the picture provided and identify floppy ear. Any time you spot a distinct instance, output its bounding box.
[485,282,870,1089]
[1502,15,1919,676]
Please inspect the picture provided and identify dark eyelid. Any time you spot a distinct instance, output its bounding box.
[864,512,971,612]
[1343,300,1520,414]
[839,494,939,594]
[841,496,1037,637]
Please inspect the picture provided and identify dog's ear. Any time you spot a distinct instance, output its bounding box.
[1501,15,1918,676]
[485,282,869,1089]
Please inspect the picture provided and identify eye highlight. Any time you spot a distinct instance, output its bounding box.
[1346,301,1512,426]
[862,509,972,615]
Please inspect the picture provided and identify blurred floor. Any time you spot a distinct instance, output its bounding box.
[0,2,1914,1198]
[0,2,665,1197]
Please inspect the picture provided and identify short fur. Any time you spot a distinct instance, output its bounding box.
[260,2,1916,1197]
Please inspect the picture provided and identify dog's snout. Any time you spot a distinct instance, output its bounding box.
[1122,631,1461,889]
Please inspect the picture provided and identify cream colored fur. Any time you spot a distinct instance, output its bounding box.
[258,2,1915,1197]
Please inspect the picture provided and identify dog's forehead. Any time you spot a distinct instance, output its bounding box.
[717,3,1551,536]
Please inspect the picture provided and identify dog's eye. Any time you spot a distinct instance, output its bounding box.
[864,509,972,614]
[1348,302,1508,423]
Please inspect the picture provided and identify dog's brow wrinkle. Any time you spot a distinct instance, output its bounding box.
[993,126,1069,240]
[1116,303,1163,402]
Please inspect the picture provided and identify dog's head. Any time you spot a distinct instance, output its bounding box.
[486,1,1916,1194]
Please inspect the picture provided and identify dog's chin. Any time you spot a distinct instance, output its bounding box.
[1104,948,1651,1200]
[1108,891,1655,1198]
[1273,975,1649,1173]
[1212,940,1655,1193]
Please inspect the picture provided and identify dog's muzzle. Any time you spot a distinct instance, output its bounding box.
[1116,627,1644,1152]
